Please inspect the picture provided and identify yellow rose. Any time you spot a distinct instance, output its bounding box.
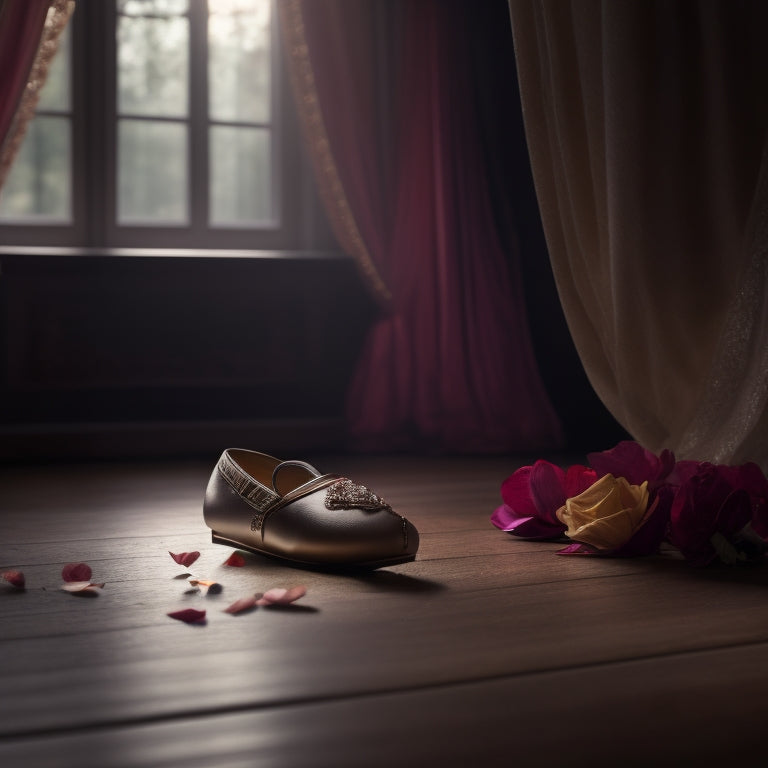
[555,474,649,550]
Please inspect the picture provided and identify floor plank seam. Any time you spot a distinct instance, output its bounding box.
[4,634,768,743]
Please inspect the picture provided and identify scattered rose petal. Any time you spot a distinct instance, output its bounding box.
[188,578,223,595]
[224,594,259,614]
[2,570,25,589]
[62,562,92,582]
[223,552,246,567]
[256,586,307,605]
[169,551,200,568]
[167,608,206,624]
[556,542,601,556]
[60,581,105,593]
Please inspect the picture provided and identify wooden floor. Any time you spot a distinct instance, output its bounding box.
[2,453,768,767]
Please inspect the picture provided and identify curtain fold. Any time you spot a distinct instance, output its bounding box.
[279,0,396,305]
[0,0,73,192]
[510,0,768,469]
[282,0,564,453]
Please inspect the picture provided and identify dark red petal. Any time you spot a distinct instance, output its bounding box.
[167,608,206,623]
[499,466,538,518]
[612,490,672,557]
[529,460,568,524]
[62,562,92,582]
[588,440,673,488]
[223,552,245,567]
[2,570,25,588]
[169,551,200,568]
[564,465,599,497]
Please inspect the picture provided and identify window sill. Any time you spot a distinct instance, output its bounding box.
[0,246,347,260]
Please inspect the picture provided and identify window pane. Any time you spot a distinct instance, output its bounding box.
[118,119,188,223]
[208,0,271,123]
[210,126,272,225]
[118,15,188,117]
[0,117,71,222]
[118,0,188,15]
[38,22,70,112]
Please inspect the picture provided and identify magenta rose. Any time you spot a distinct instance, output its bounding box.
[668,462,766,566]
[718,462,768,539]
[588,440,675,490]
[491,459,598,540]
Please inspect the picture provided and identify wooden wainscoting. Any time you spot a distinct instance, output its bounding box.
[0,250,377,460]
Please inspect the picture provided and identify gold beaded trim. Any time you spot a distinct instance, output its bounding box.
[217,452,281,532]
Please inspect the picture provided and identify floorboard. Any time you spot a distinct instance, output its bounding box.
[1,455,767,766]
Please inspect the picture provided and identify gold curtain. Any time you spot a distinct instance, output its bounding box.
[277,0,391,305]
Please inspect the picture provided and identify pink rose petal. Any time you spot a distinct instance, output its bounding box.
[62,562,92,582]
[223,552,246,567]
[60,581,105,593]
[2,570,25,589]
[224,594,259,614]
[256,585,307,605]
[491,505,562,539]
[556,542,601,556]
[167,608,207,624]
[169,551,200,568]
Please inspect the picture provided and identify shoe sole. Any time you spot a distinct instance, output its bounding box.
[211,532,417,572]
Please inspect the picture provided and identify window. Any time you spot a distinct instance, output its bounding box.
[0,0,311,250]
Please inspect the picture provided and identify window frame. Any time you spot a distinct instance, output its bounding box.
[0,0,313,251]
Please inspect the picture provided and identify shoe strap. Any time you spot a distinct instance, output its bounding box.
[271,460,321,494]
[218,451,282,516]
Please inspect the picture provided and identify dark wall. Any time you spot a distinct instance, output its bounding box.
[0,252,376,459]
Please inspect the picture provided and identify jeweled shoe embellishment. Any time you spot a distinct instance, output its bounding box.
[325,478,391,513]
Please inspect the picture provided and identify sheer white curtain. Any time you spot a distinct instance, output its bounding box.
[509,0,768,469]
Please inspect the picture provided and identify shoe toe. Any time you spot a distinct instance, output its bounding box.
[264,489,417,567]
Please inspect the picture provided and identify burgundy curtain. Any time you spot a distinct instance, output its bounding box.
[0,1,51,164]
[0,0,71,193]
[283,0,563,452]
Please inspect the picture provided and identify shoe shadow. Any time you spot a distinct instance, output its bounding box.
[233,550,445,593]
[351,570,446,594]
[262,603,320,614]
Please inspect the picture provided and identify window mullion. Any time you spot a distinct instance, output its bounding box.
[86,0,115,246]
[188,0,209,237]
